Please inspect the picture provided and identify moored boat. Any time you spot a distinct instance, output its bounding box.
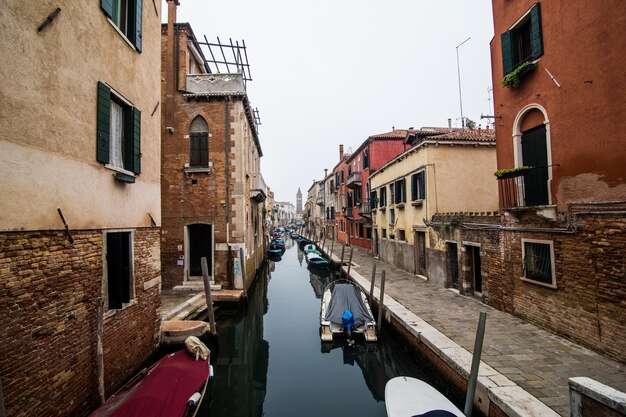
[385,377,464,417]
[89,337,211,417]
[306,252,330,269]
[320,279,377,343]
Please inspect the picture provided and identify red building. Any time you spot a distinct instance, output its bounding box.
[334,145,352,244]
[489,0,626,361]
[339,130,409,250]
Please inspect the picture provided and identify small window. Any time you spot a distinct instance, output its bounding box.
[370,190,377,208]
[105,231,134,309]
[389,184,396,206]
[382,228,387,239]
[522,239,555,287]
[394,179,406,204]
[101,0,143,51]
[366,227,372,240]
[379,187,387,207]
[389,208,395,226]
[189,116,209,168]
[398,229,406,241]
[341,170,345,184]
[411,171,426,201]
[363,150,369,170]
[501,3,543,75]
[96,82,141,174]
[359,223,364,239]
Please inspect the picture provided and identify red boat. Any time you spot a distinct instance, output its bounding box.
[89,349,210,417]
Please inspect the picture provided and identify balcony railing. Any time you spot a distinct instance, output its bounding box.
[358,199,371,217]
[316,194,324,206]
[250,172,267,202]
[346,171,362,189]
[497,166,550,209]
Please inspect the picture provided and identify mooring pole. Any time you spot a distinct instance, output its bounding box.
[369,262,377,306]
[346,246,354,278]
[377,270,386,333]
[239,248,248,300]
[339,244,346,276]
[464,311,487,417]
[201,257,217,336]
[330,239,335,260]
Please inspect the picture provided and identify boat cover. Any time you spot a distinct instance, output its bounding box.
[324,284,373,327]
[89,350,209,417]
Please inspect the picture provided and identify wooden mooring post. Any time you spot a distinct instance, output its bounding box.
[330,239,335,260]
[346,246,354,278]
[369,262,377,306]
[377,270,386,333]
[201,257,217,336]
[339,244,346,275]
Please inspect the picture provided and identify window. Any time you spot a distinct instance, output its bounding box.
[501,3,543,75]
[189,116,209,168]
[389,184,395,206]
[347,193,353,209]
[370,190,377,208]
[411,171,426,201]
[354,187,362,206]
[335,173,339,187]
[398,229,405,241]
[341,170,345,184]
[359,223,364,239]
[363,149,369,170]
[379,187,387,207]
[382,228,387,239]
[522,239,555,287]
[394,179,406,204]
[389,208,395,226]
[96,82,141,175]
[366,227,371,240]
[105,231,134,309]
[101,0,143,51]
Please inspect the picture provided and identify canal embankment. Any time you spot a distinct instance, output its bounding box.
[313,240,626,417]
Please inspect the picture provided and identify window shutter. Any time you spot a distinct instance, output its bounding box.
[120,232,131,303]
[134,0,143,52]
[132,107,141,174]
[530,3,543,59]
[411,174,417,200]
[402,179,406,202]
[96,82,111,164]
[101,0,114,19]
[501,31,515,75]
[420,172,426,199]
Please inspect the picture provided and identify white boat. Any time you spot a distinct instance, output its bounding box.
[385,376,464,417]
[320,279,377,342]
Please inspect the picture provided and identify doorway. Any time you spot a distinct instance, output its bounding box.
[467,245,482,295]
[447,242,459,289]
[414,231,426,276]
[187,224,213,279]
[521,125,549,206]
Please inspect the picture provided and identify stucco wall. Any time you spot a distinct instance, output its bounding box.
[0,1,162,231]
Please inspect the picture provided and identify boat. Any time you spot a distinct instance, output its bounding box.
[271,238,285,249]
[306,251,330,269]
[385,377,464,417]
[385,312,487,417]
[89,337,211,417]
[303,243,319,254]
[320,279,377,343]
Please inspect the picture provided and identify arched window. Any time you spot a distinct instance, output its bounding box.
[189,116,209,168]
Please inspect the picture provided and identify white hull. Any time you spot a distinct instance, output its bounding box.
[385,376,464,417]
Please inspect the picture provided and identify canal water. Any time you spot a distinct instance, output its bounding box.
[200,237,464,416]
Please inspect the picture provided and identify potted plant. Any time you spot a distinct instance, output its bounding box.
[494,166,533,179]
[501,62,536,89]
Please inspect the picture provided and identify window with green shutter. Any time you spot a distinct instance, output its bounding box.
[411,171,426,201]
[101,0,143,52]
[501,3,543,76]
[96,82,141,175]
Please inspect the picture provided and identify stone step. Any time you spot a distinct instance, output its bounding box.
[173,280,222,292]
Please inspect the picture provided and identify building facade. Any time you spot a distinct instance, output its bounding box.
[334,145,353,245]
[0,1,162,415]
[488,0,626,361]
[161,1,266,291]
[370,128,497,289]
[344,130,408,250]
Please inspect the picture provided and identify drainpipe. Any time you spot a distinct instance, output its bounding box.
[165,0,177,125]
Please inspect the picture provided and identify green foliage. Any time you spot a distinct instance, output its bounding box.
[494,166,532,178]
[500,62,532,89]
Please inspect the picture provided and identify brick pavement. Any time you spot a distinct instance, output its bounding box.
[323,242,626,417]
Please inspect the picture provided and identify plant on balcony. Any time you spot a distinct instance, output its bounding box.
[494,166,532,179]
[500,62,535,89]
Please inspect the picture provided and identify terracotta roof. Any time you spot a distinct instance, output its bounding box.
[423,129,495,143]
[368,129,410,139]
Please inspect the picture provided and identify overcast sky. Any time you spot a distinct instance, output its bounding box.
[165,1,495,204]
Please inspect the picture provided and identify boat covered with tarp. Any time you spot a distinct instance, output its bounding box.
[320,279,377,343]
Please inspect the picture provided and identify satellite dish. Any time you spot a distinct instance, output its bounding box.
[466,118,477,130]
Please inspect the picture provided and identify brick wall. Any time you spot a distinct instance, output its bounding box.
[0,228,161,417]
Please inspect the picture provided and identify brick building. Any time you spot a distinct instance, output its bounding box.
[0,1,162,415]
[334,145,353,245]
[342,130,408,250]
[161,1,266,291]
[487,0,626,361]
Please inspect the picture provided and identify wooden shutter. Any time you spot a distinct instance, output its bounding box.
[530,3,543,59]
[134,0,143,52]
[419,172,426,199]
[96,82,111,164]
[500,30,515,75]
[132,107,141,173]
[401,179,406,202]
[101,0,114,19]
[411,174,417,200]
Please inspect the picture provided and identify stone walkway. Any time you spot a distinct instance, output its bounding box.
[322,242,626,416]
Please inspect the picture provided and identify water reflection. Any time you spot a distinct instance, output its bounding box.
[202,243,460,417]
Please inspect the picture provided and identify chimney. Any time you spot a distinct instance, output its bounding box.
[486,125,490,133]
[339,144,344,159]
[448,118,452,129]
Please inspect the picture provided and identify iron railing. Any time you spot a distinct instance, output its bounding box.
[497,166,551,209]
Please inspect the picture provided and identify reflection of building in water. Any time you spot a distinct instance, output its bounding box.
[208,269,270,416]
[308,269,333,299]
[297,248,304,266]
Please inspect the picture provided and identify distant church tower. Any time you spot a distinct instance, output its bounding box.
[296,187,302,214]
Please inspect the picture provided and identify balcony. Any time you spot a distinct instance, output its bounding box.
[358,199,371,218]
[497,166,550,210]
[346,171,362,189]
[249,172,267,203]
[316,194,325,206]
[185,73,245,96]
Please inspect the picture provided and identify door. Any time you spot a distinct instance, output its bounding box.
[414,231,426,275]
[373,229,379,258]
[521,125,549,206]
[447,242,459,289]
[188,224,213,277]
[468,246,482,294]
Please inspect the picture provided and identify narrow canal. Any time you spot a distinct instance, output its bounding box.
[200,237,464,416]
